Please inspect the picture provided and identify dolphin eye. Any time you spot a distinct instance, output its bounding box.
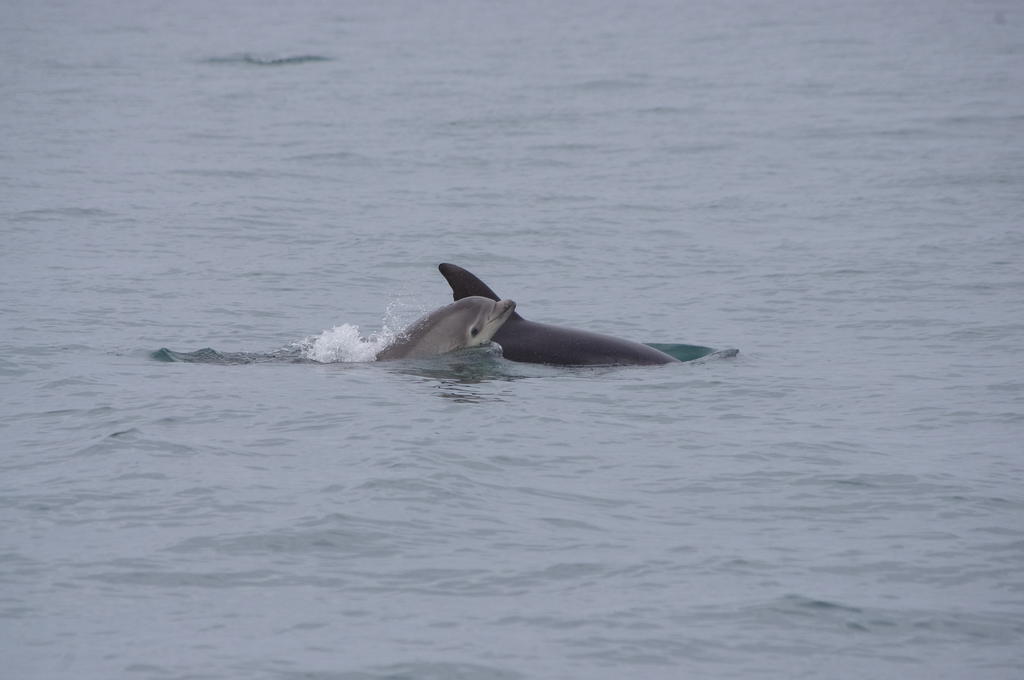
[471,327,479,337]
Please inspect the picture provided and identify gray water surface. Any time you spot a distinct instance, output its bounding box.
[2,1,1023,678]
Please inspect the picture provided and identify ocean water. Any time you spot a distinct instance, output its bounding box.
[2,1,1023,678]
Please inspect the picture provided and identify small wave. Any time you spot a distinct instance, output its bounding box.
[286,150,374,165]
[572,77,649,91]
[150,347,275,364]
[10,207,119,223]
[204,53,331,66]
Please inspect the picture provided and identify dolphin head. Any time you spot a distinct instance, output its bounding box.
[377,295,517,360]
[462,296,516,348]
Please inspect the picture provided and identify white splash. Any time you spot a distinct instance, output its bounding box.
[296,301,425,363]
[294,324,385,363]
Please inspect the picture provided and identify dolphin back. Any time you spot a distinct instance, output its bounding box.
[502,320,679,365]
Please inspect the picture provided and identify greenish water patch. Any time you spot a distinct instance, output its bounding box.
[646,343,720,362]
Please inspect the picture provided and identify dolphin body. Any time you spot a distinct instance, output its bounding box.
[376,295,517,361]
[437,263,679,366]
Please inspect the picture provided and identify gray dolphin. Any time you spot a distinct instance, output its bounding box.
[438,263,680,365]
[376,296,517,361]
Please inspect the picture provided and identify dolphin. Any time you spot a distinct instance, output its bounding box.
[437,263,680,366]
[376,295,517,361]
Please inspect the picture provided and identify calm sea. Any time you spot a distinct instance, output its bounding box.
[2,1,1023,678]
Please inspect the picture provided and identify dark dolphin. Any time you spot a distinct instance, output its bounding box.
[438,263,680,366]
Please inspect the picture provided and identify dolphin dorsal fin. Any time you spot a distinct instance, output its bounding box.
[438,263,523,320]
